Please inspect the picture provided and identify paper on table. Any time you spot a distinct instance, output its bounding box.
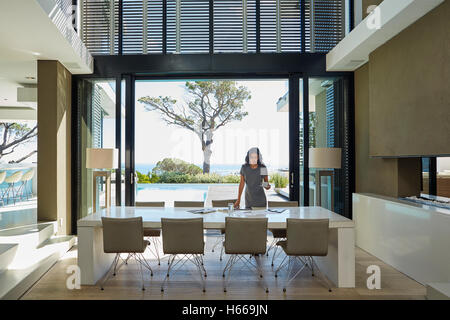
[187,208,216,214]
[267,208,286,213]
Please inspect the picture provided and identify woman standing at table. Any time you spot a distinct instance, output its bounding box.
[234,147,271,209]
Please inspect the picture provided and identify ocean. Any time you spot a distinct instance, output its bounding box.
[135,163,288,175]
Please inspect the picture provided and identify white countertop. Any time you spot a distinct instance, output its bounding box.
[77,206,354,229]
[356,193,450,217]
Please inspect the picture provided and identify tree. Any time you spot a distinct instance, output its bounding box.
[138,81,251,173]
[152,158,202,175]
[0,122,37,163]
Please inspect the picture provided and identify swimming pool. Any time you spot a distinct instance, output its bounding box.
[135,183,239,204]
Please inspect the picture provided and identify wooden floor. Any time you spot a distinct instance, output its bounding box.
[21,235,426,300]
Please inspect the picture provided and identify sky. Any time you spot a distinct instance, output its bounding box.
[131,79,290,169]
[0,121,37,164]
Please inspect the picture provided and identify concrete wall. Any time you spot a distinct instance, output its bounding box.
[368,1,450,157]
[354,1,449,197]
[355,63,421,198]
[37,60,72,235]
[355,63,398,196]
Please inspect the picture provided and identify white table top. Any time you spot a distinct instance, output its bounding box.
[77,206,354,229]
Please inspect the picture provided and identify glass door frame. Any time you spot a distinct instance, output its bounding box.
[71,71,354,234]
[125,74,299,206]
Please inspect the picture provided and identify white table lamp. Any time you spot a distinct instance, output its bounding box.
[86,148,118,212]
[309,148,342,209]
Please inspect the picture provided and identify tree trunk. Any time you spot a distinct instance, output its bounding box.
[202,130,213,174]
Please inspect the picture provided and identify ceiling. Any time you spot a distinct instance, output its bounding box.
[0,0,93,114]
[327,0,444,71]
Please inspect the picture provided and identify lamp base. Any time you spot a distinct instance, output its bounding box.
[93,171,111,213]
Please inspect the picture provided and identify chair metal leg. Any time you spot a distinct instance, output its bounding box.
[137,254,145,291]
[192,254,206,292]
[161,255,175,292]
[166,254,189,277]
[11,183,16,205]
[145,237,161,266]
[222,254,268,293]
[274,255,288,277]
[219,243,224,261]
[161,254,207,293]
[283,256,308,292]
[271,245,279,266]
[0,185,10,205]
[254,254,269,293]
[3,184,13,205]
[222,255,239,292]
[266,238,277,256]
[135,252,154,276]
[152,238,161,265]
[100,253,120,290]
[310,257,333,292]
[211,234,223,252]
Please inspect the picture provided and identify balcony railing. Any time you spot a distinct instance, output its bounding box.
[79,0,349,55]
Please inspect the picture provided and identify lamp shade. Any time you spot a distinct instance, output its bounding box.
[309,148,341,169]
[86,148,118,169]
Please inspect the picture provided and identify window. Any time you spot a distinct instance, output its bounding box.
[80,0,347,54]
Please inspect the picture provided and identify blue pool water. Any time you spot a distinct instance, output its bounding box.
[135,183,239,203]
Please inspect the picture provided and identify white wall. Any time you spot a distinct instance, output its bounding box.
[437,157,450,173]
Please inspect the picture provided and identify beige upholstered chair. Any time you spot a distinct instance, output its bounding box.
[160,218,206,292]
[3,171,24,205]
[135,201,165,265]
[136,201,165,207]
[267,200,298,266]
[174,200,205,207]
[211,199,237,207]
[100,216,154,291]
[210,199,237,261]
[274,218,332,292]
[222,217,269,293]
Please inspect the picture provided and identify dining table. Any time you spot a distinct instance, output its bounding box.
[77,206,355,287]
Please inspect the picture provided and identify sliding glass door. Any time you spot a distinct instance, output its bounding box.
[130,78,291,207]
[299,76,351,216]
[73,73,353,231]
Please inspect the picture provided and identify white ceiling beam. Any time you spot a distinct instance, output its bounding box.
[326,0,444,71]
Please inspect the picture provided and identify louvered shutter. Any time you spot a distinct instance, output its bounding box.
[260,0,277,52]
[167,0,177,52]
[180,0,209,53]
[213,0,243,52]
[147,0,164,53]
[213,0,257,53]
[305,0,345,52]
[80,0,346,55]
[246,0,257,52]
[91,84,104,148]
[81,0,119,55]
[280,0,301,52]
[326,85,335,148]
[123,0,144,54]
[167,0,209,53]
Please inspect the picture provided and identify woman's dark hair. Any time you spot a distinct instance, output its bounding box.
[244,147,266,167]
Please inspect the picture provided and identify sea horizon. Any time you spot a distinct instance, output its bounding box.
[135,163,289,175]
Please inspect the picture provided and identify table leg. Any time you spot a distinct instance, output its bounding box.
[78,226,115,285]
[314,227,355,288]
